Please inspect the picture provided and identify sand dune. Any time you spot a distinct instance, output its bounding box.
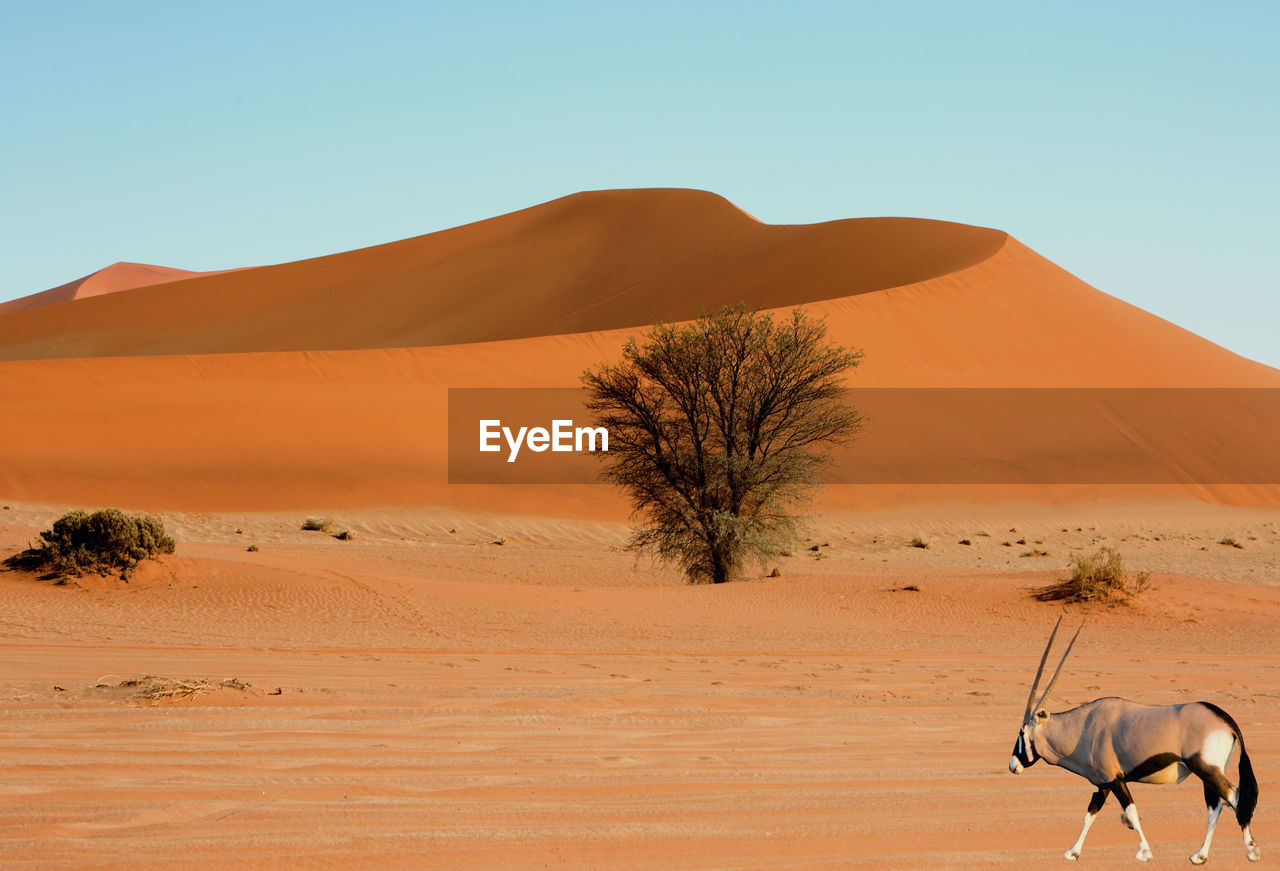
[0,261,230,317]
[0,189,1008,359]
[0,188,1276,511]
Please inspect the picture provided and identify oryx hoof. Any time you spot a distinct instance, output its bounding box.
[1136,845,1153,862]
[1247,841,1261,862]
[1189,850,1208,865]
[1064,849,1080,861]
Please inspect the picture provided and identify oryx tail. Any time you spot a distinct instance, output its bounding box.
[1203,701,1259,828]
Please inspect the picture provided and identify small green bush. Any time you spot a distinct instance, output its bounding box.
[4,508,175,580]
[1035,546,1149,604]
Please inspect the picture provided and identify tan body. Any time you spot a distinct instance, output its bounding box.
[1035,698,1223,785]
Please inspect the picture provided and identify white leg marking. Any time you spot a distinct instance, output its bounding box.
[1065,811,1097,860]
[1243,824,1260,862]
[1190,801,1223,865]
[1124,804,1153,862]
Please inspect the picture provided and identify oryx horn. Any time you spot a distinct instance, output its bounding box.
[1026,617,1082,721]
[1023,615,1062,724]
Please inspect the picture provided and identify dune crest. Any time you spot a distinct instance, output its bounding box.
[0,189,1006,360]
[0,261,230,317]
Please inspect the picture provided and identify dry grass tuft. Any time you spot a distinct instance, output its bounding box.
[106,676,252,704]
[1034,546,1150,604]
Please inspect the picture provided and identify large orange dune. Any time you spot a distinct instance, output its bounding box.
[0,190,1008,358]
[0,188,1276,511]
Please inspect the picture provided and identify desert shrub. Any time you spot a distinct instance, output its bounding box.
[910,535,930,549]
[335,530,355,541]
[4,508,175,580]
[301,516,331,532]
[1034,546,1150,604]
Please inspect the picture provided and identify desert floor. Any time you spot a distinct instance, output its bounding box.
[1,500,1277,870]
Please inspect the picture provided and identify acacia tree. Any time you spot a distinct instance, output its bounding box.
[582,305,862,584]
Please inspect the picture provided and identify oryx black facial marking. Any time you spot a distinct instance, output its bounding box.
[1012,730,1038,768]
[1010,619,1261,864]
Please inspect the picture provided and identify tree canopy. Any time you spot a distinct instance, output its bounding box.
[582,305,862,583]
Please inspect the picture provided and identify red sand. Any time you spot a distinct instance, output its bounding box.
[0,504,1276,870]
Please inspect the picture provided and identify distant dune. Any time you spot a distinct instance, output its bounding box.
[0,261,232,318]
[0,188,1276,511]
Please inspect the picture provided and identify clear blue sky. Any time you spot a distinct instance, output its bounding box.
[2,1,1276,366]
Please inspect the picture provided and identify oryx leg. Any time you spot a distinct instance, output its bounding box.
[1186,751,1261,863]
[1188,756,1234,864]
[1065,787,1109,860]
[1243,824,1260,862]
[1191,781,1225,865]
[1111,780,1153,862]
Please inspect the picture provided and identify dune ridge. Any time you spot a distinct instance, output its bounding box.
[0,261,232,317]
[0,189,1007,360]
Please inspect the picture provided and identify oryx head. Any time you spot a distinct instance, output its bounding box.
[1009,616,1081,775]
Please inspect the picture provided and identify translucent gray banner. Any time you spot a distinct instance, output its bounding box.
[448,388,1280,485]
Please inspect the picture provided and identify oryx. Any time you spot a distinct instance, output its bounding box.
[1009,618,1260,864]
